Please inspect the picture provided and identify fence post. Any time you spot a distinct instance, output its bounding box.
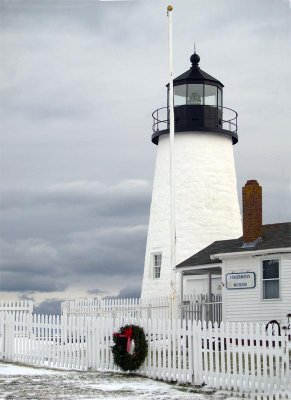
[2,313,7,360]
[191,320,197,385]
[147,304,152,320]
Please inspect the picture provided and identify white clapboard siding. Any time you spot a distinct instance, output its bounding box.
[223,254,291,324]
[0,312,289,398]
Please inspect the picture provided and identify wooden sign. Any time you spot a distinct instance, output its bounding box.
[226,272,256,289]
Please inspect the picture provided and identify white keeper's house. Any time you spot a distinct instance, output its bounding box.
[176,180,291,324]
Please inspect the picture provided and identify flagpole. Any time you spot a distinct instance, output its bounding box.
[167,5,176,322]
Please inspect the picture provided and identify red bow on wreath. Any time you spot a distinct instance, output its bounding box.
[113,326,133,353]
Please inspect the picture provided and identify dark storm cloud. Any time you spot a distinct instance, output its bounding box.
[0,271,66,292]
[62,225,147,275]
[116,284,141,299]
[0,0,290,300]
[0,179,151,213]
[87,288,106,295]
[0,179,151,244]
[0,179,153,292]
[18,292,35,302]
[34,298,62,316]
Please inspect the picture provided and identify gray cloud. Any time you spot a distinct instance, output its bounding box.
[0,0,290,301]
[34,298,62,316]
[116,284,142,299]
[0,179,151,213]
[0,179,151,242]
[18,292,35,302]
[87,288,107,295]
[0,222,147,292]
[0,271,66,292]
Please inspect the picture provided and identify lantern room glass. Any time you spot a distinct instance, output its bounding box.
[174,85,186,106]
[187,84,203,105]
[173,83,221,108]
[204,85,217,106]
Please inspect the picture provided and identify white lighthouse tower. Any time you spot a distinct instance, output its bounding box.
[141,51,242,299]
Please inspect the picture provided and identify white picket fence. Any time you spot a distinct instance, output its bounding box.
[0,312,290,398]
[0,300,33,314]
[61,296,171,319]
[61,294,222,324]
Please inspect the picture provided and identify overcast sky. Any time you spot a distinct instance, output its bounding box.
[0,0,290,313]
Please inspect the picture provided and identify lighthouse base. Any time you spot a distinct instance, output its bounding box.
[141,132,242,299]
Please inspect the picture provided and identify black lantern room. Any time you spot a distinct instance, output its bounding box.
[152,52,238,145]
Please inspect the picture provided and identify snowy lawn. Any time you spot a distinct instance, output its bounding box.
[0,362,239,400]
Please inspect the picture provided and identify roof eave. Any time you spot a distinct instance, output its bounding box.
[176,262,222,270]
[211,247,291,260]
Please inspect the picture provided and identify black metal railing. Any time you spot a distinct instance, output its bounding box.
[222,106,238,134]
[152,107,169,133]
[152,106,238,134]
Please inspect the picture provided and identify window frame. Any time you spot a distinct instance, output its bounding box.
[261,258,280,301]
[152,252,162,280]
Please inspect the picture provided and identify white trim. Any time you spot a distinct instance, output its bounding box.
[211,247,291,260]
[185,274,222,281]
[260,256,281,302]
[152,252,162,280]
[177,263,222,272]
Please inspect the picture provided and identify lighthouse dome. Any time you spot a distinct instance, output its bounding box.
[173,52,223,88]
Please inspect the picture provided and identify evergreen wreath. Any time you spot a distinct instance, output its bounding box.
[112,324,148,371]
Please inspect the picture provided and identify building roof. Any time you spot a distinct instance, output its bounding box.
[176,223,291,268]
[173,65,223,87]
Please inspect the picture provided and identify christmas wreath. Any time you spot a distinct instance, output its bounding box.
[112,324,148,371]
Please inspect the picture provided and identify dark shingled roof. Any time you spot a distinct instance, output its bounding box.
[166,53,224,88]
[176,223,291,268]
[173,66,223,87]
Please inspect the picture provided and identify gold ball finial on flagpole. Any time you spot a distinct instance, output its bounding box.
[167,5,173,11]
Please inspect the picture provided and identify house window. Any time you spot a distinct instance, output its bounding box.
[262,259,279,299]
[153,253,162,279]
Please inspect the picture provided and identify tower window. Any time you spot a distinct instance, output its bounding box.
[262,259,280,299]
[152,253,162,279]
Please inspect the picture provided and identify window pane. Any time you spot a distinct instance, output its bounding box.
[205,85,217,106]
[187,84,203,105]
[263,280,279,299]
[263,260,279,279]
[153,253,162,279]
[154,266,161,279]
[174,85,186,106]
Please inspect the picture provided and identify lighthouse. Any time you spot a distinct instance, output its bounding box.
[141,51,242,299]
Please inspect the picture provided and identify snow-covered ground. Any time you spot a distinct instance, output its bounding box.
[0,362,239,400]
